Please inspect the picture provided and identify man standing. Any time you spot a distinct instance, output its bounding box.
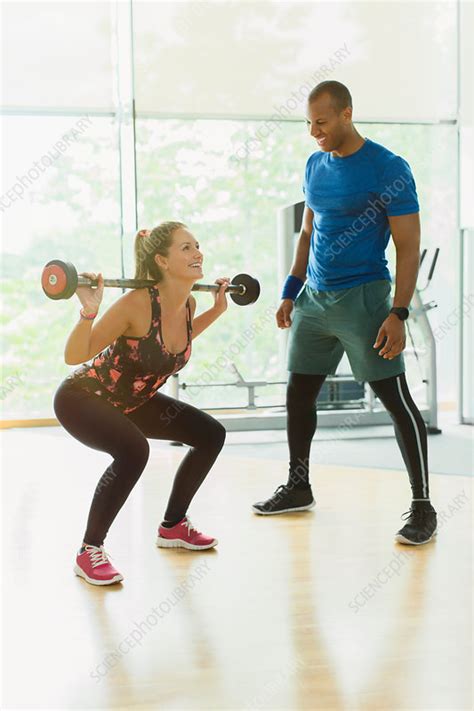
[252,81,437,545]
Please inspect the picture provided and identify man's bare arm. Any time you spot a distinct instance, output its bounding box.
[388,212,421,307]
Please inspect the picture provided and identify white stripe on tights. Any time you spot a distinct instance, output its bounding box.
[396,375,427,498]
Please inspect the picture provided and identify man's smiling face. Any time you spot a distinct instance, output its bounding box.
[305,93,352,153]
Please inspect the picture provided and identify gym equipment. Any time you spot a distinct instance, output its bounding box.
[174,366,366,412]
[404,247,441,433]
[41,260,260,306]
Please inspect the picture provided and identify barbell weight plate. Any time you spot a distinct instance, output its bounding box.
[41,260,78,300]
[230,273,260,306]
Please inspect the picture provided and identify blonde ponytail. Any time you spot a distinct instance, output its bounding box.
[134,221,186,283]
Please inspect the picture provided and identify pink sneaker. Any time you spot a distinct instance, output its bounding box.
[156,516,218,550]
[74,544,124,585]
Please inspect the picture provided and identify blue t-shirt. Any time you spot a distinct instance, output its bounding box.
[303,137,419,290]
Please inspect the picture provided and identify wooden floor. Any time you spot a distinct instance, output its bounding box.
[1,429,472,710]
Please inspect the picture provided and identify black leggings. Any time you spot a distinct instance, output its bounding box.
[53,380,226,547]
[286,372,430,500]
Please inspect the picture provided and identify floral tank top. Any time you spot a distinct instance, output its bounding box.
[66,285,192,414]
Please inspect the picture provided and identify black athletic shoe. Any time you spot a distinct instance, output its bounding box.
[395,503,437,545]
[252,484,315,515]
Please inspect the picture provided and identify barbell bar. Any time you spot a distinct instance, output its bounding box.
[41,259,260,306]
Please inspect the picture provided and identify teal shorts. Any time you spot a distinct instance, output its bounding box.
[287,279,405,383]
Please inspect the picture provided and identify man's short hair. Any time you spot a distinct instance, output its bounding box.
[308,81,352,113]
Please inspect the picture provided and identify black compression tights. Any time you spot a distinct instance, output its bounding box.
[54,380,226,547]
[286,372,430,500]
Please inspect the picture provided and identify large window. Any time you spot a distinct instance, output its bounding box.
[0,0,461,420]
[0,116,121,418]
[2,1,114,111]
[132,0,456,122]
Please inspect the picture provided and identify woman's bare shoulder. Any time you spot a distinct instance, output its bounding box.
[122,287,150,305]
[117,288,150,320]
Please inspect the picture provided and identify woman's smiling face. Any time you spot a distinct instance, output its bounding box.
[154,227,204,281]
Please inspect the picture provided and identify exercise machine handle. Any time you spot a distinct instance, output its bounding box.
[427,248,440,283]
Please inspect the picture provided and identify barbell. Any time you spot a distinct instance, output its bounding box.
[41,259,260,306]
